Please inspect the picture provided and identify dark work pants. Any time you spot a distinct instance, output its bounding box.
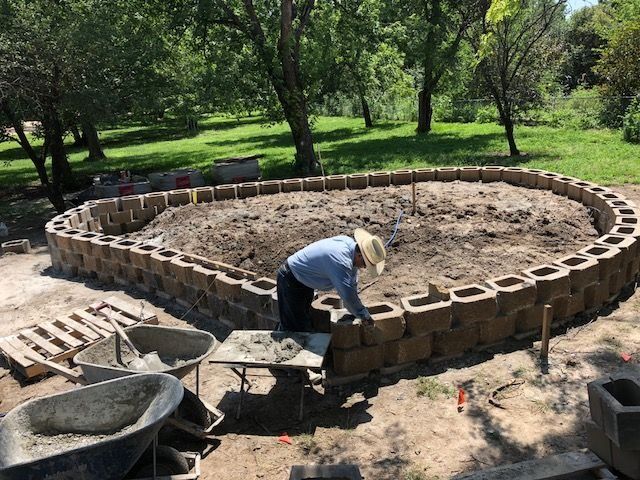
[276,262,315,332]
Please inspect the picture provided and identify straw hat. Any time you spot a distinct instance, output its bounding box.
[354,228,386,277]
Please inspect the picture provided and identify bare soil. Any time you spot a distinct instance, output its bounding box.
[131,182,599,302]
[0,184,638,480]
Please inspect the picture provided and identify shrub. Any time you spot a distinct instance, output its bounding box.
[622,98,640,143]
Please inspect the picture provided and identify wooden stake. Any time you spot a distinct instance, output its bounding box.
[540,304,553,358]
[412,182,417,215]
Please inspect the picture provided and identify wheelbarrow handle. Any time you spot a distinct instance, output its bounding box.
[93,306,143,358]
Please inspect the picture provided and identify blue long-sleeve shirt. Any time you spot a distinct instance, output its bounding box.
[287,236,370,319]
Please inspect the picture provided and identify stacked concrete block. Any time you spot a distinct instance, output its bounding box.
[478,314,517,345]
[303,177,325,192]
[369,171,391,187]
[1,239,31,255]
[361,302,406,345]
[566,181,594,202]
[240,277,277,322]
[413,168,436,182]
[459,167,481,182]
[333,343,384,376]
[144,192,169,213]
[522,265,571,323]
[95,198,120,216]
[502,167,525,185]
[214,184,237,200]
[384,334,433,366]
[120,194,145,211]
[259,180,282,195]
[347,173,368,189]
[215,271,248,302]
[480,166,504,183]
[391,169,413,185]
[192,186,215,203]
[551,176,578,196]
[537,172,560,190]
[134,206,157,223]
[582,186,611,207]
[552,254,599,316]
[578,243,628,301]
[400,292,452,336]
[433,325,479,356]
[238,182,260,198]
[450,284,498,326]
[311,294,341,333]
[436,167,459,182]
[597,234,637,265]
[330,311,362,349]
[325,175,347,190]
[522,169,545,188]
[282,178,303,192]
[587,374,640,479]
[168,189,192,206]
[485,274,537,335]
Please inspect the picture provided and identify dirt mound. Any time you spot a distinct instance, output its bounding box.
[131,181,599,302]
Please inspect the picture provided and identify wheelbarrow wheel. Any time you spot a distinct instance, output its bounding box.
[128,445,189,477]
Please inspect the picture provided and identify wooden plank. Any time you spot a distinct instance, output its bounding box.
[56,316,101,341]
[101,296,156,321]
[23,352,87,385]
[89,303,137,326]
[39,322,84,348]
[0,337,33,368]
[452,450,605,480]
[19,329,64,356]
[72,309,114,335]
[541,304,553,358]
[4,336,46,378]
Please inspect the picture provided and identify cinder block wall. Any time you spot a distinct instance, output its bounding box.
[45,168,640,380]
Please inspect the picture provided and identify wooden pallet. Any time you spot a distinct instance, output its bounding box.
[0,296,158,379]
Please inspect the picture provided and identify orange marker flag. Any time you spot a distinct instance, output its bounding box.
[457,388,466,412]
[278,433,293,445]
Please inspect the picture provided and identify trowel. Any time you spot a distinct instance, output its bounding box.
[93,306,170,371]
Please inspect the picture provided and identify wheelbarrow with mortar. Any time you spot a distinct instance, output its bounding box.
[0,373,184,480]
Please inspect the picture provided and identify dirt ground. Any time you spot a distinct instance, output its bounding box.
[131,182,599,303]
[0,184,639,480]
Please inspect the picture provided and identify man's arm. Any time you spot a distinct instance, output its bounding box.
[330,266,372,322]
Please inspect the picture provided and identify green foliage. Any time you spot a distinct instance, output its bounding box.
[623,98,640,143]
[416,377,456,400]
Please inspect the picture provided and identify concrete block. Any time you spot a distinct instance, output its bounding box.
[214,184,237,200]
[149,248,183,276]
[271,290,279,319]
[391,169,413,185]
[554,290,585,319]
[303,176,325,192]
[144,192,168,212]
[169,256,198,285]
[61,264,79,277]
[124,220,146,233]
[95,198,120,215]
[110,239,141,264]
[100,258,122,277]
[614,216,640,227]
[259,180,281,195]
[480,166,504,182]
[53,212,80,228]
[551,176,578,195]
[610,226,640,246]
[90,235,121,259]
[65,251,84,268]
[594,191,625,212]
[384,335,433,365]
[502,167,525,185]
[160,276,184,299]
[45,224,70,248]
[522,265,571,303]
[71,231,102,255]
[122,264,142,284]
[459,167,481,182]
[608,270,625,295]
[120,194,145,211]
[436,167,459,181]
[578,244,623,280]
[553,254,600,291]
[582,186,611,208]
[325,175,347,190]
[369,171,391,187]
[347,173,369,190]
[133,207,156,223]
[361,302,406,345]
[311,294,341,333]
[432,325,479,356]
[227,301,256,329]
[206,293,228,318]
[597,234,637,264]
[330,313,361,349]
[400,293,452,335]
[566,181,594,202]
[96,271,114,284]
[537,172,560,190]
[102,223,123,236]
[450,284,498,325]
[486,274,537,315]
[215,271,248,301]
[587,419,640,480]
[586,419,612,465]
[168,189,192,206]
[191,264,220,291]
[56,228,84,251]
[282,178,303,192]
[516,303,545,332]
[333,344,384,376]
[413,168,436,182]
[522,169,545,188]
[627,258,640,282]
[238,182,260,198]
[188,186,213,203]
[479,314,516,345]
[82,254,102,272]
[1,239,31,254]
[584,279,610,309]
[241,277,277,313]
[589,374,640,450]
[130,244,164,269]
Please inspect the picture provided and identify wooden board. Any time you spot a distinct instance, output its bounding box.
[210,330,331,370]
[0,296,158,379]
[452,450,605,480]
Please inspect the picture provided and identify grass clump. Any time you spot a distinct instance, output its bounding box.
[416,377,456,400]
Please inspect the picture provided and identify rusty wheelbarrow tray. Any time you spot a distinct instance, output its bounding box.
[0,373,183,480]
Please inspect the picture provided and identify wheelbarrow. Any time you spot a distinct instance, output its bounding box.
[0,373,183,480]
[73,324,224,440]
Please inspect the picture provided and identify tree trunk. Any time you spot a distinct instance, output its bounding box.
[281,97,316,175]
[503,115,520,156]
[361,95,373,128]
[82,122,106,161]
[417,89,434,133]
[70,125,86,147]
[46,110,73,191]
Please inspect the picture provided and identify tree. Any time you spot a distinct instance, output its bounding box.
[469,0,567,156]
[206,1,318,174]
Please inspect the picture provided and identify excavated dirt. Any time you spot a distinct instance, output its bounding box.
[131,182,599,302]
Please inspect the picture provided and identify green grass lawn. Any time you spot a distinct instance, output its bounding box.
[1,115,639,189]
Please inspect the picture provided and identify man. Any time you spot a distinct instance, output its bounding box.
[277,228,387,332]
